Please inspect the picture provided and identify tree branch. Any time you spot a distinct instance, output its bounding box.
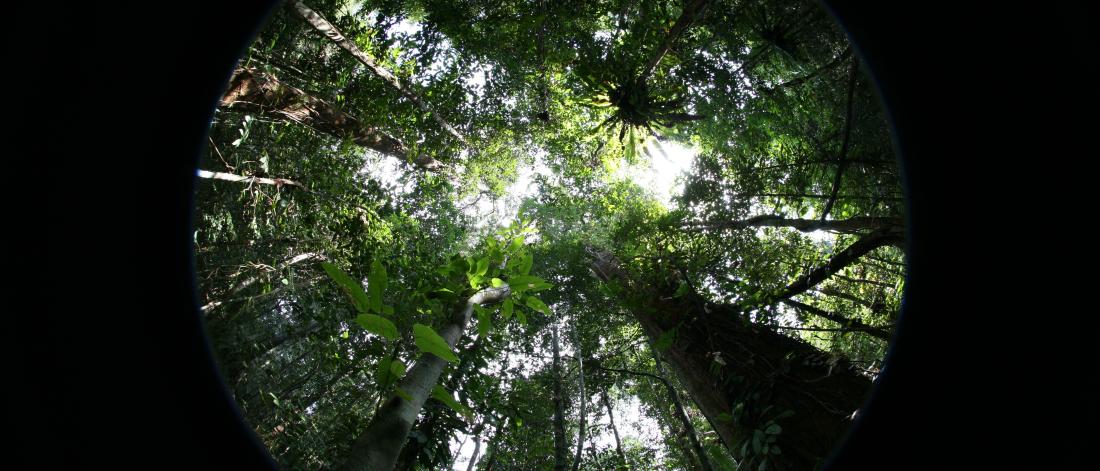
[682,215,901,234]
[779,299,891,341]
[197,169,306,189]
[290,1,469,147]
[819,55,861,221]
[638,0,710,82]
[754,226,904,309]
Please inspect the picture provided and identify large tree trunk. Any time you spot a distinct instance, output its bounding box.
[289,1,469,147]
[219,66,443,171]
[337,287,510,471]
[591,252,873,470]
[551,323,569,471]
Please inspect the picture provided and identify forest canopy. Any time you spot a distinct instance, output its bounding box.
[196,0,905,469]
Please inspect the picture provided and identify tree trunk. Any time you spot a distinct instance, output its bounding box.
[289,1,469,147]
[466,434,482,471]
[483,420,506,471]
[591,252,873,470]
[654,353,714,471]
[570,324,587,471]
[219,66,443,171]
[551,323,569,471]
[601,391,629,470]
[595,364,713,471]
[337,287,510,471]
[682,215,902,235]
[446,435,468,471]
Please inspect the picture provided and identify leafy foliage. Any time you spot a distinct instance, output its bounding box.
[196,0,903,469]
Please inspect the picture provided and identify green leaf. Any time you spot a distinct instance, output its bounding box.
[368,259,387,313]
[765,424,782,435]
[413,323,458,363]
[490,277,505,288]
[752,430,764,454]
[625,127,636,161]
[355,314,398,340]
[394,388,413,402]
[524,297,551,315]
[505,275,544,293]
[502,298,514,320]
[450,256,469,275]
[475,257,489,276]
[526,281,553,293]
[376,358,402,387]
[674,282,690,297]
[468,273,482,289]
[390,359,406,378]
[655,329,677,352]
[475,305,492,337]
[321,262,369,313]
[432,385,473,419]
[518,253,533,275]
[515,308,527,325]
[509,236,524,251]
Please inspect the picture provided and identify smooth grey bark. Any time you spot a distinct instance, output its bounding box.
[337,287,510,471]
[570,324,587,471]
[601,391,629,470]
[289,1,469,147]
[551,323,569,471]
